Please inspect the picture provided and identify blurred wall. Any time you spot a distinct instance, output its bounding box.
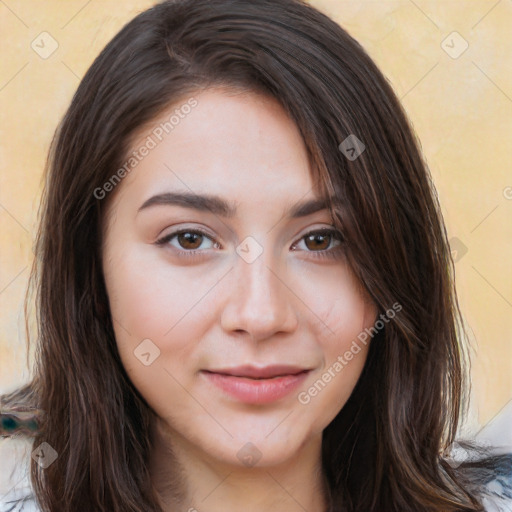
[1,0,511,436]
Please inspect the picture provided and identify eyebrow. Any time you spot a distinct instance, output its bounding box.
[137,191,329,218]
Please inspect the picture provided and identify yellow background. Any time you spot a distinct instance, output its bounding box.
[1,0,511,436]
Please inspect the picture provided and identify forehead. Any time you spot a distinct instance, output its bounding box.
[105,87,321,213]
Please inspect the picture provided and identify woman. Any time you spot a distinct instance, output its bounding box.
[1,0,511,510]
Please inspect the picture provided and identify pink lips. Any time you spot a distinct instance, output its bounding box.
[201,365,311,404]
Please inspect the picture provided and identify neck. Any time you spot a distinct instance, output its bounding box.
[149,416,330,512]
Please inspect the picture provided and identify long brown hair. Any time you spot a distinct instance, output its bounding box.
[1,0,503,510]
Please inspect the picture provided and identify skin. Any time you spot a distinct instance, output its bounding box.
[101,87,378,512]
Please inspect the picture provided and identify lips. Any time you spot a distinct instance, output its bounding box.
[201,365,311,404]
[204,364,309,379]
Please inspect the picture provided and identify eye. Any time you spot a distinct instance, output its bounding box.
[155,226,345,261]
[155,228,218,252]
[291,228,344,255]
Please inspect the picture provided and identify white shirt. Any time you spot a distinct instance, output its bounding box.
[0,437,40,512]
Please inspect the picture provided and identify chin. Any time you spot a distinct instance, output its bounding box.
[199,430,314,470]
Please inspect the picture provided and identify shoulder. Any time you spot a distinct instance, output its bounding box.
[0,436,40,512]
[478,453,512,512]
[450,444,512,512]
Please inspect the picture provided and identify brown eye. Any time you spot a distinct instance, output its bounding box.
[301,230,342,251]
[177,232,204,250]
[304,232,332,251]
[155,229,217,252]
[291,229,345,260]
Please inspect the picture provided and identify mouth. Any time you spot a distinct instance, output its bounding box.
[204,364,311,379]
[201,365,312,404]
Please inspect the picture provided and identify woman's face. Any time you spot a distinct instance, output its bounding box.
[102,87,378,468]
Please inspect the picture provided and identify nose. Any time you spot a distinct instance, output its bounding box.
[220,249,299,342]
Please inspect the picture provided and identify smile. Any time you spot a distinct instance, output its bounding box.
[201,367,311,404]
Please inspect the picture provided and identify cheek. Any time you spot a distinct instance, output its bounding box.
[103,246,222,344]
[102,250,185,387]
[104,254,178,338]
[103,254,201,417]
[293,266,377,423]
[102,248,226,402]
[296,263,377,343]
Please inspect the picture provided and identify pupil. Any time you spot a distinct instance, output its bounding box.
[179,232,202,249]
[307,233,329,251]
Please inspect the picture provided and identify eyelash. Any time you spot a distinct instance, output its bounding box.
[155,227,345,261]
